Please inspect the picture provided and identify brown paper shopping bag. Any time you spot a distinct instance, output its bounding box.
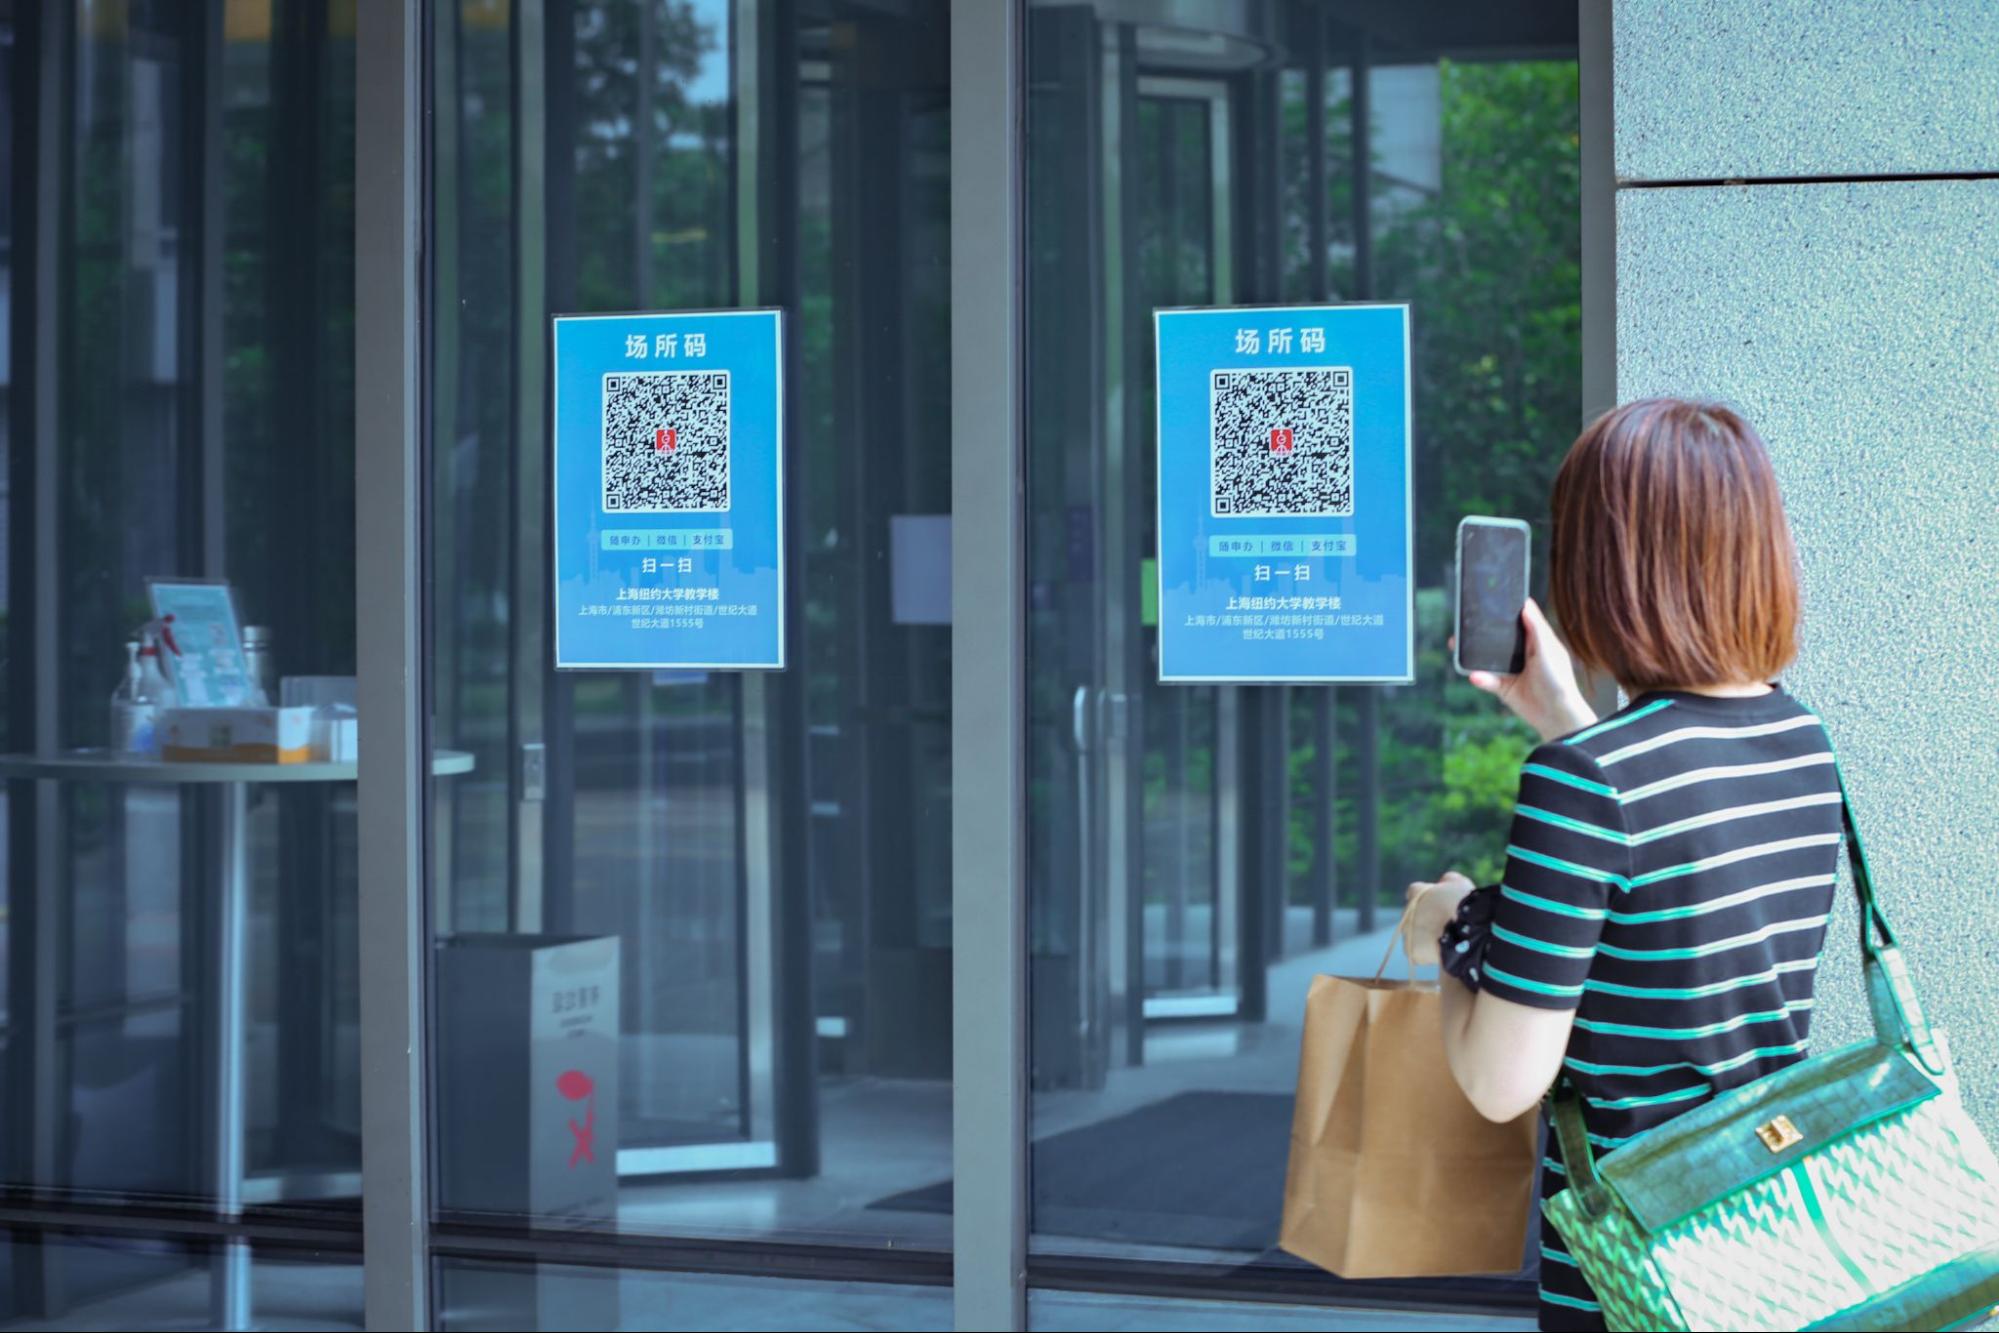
[1278,919,1538,1278]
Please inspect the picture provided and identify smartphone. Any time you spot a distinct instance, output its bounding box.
[1454,516,1530,676]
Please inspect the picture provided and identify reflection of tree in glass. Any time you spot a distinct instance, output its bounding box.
[1380,60,1581,584]
[217,17,360,689]
[1135,98,1214,308]
[1278,69,1356,299]
[1279,61,1582,901]
[1380,60,1581,893]
[570,1,730,313]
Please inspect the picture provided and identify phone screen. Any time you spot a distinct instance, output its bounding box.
[1456,520,1529,675]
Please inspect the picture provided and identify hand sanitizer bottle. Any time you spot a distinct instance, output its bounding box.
[111,640,156,757]
[241,625,273,707]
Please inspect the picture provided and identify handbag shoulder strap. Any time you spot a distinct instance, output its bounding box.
[1549,1081,1615,1218]
[1834,758,1944,1072]
[1835,758,1895,959]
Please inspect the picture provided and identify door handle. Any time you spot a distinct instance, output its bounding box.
[1102,691,1128,745]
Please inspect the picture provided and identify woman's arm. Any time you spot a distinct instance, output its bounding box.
[1407,732,1626,1121]
[1406,876,1579,1123]
[1438,975,1578,1123]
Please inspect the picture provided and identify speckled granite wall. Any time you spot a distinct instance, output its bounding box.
[1613,0,1999,180]
[1615,173,1999,1134]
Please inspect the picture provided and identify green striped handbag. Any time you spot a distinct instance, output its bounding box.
[1541,772,1999,1332]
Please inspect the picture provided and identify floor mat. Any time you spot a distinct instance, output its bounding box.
[869,1089,1292,1252]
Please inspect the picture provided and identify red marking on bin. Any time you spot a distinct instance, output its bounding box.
[558,1070,597,1167]
[567,1101,596,1166]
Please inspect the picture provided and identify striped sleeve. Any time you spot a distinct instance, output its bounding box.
[1478,741,1629,1011]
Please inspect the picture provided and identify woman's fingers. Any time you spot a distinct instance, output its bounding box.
[1523,597,1571,670]
[1467,670,1507,695]
[1519,597,1549,657]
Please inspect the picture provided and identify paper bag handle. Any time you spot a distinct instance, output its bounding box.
[1372,885,1438,983]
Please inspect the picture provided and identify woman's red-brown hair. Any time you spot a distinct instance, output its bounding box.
[1550,398,1801,691]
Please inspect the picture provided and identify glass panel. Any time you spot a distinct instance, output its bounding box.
[435,1260,951,1332]
[557,0,747,1166]
[1132,86,1228,1020]
[0,1235,359,1330]
[427,0,953,1256]
[0,1,15,1031]
[56,7,190,751]
[4,1,362,1326]
[429,0,517,939]
[50,0,206,1197]
[217,7,367,1183]
[63,1008,189,1198]
[1025,0,1579,1304]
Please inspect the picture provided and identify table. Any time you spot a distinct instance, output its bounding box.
[0,749,474,1330]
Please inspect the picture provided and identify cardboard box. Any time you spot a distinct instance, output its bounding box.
[317,713,357,763]
[280,675,356,709]
[435,933,623,1329]
[278,680,357,761]
[160,706,315,764]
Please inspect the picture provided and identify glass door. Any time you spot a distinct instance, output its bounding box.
[548,0,771,1177]
[431,0,780,1182]
[1029,23,1262,1095]
[427,0,956,1259]
[1025,0,1580,1287]
[1130,76,1243,1028]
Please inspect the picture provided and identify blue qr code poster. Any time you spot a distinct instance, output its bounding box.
[1155,304,1412,683]
[553,309,785,670]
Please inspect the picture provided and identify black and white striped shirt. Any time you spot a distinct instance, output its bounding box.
[1477,685,1842,1331]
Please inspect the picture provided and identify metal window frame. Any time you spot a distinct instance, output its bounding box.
[1577,0,1622,719]
[355,0,429,1329]
[4,1,69,1314]
[950,0,1027,1329]
[1579,0,1616,426]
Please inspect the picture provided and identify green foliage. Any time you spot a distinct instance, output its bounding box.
[570,0,731,313]
[1378,59,1582,581]
[1277,59,1580,906]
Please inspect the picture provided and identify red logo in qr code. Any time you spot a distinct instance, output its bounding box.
[655,427,677,453]
[1269,427,1294,454]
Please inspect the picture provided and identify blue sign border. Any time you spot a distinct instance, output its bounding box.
[551,308,786,671]
[1154,302,1414,684]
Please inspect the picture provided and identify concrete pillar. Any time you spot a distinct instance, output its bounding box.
[1611,2,1999,1132]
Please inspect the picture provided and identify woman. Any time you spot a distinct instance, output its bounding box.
[1402,398,1843,1332]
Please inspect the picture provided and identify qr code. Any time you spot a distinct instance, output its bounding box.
[1210,367,1353,516]
[601,370,731,512]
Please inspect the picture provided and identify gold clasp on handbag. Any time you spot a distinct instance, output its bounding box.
[1756,1115,1804,1152]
